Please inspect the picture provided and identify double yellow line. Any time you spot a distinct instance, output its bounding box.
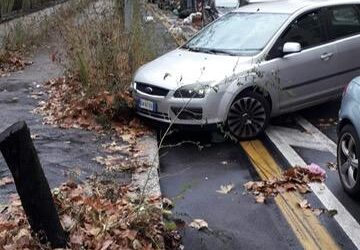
[241,140,339,250]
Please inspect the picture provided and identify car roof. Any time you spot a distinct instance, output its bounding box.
[235,0,360,14]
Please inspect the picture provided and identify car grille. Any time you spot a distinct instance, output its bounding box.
[136,82,169,97]
[137,109,170,121]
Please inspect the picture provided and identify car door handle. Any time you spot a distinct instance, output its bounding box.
[320,52,334,61]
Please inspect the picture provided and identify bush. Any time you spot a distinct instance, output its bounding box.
[59,0,156,95]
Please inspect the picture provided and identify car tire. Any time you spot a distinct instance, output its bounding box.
[226,91,270,140]
[337,124,360,197]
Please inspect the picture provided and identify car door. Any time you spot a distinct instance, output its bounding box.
[266,8,338,111]
[325,4,360,92]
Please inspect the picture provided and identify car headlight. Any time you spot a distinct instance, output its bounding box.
[173,83,208,98]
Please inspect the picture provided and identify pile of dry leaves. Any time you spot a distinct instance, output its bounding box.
[0,180,166,249]
[244,164,326,203]
[0,50,32,77]
[35,75,149,142]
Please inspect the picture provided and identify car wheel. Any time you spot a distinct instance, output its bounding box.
[227,92,270,140]
[337,124,360,197]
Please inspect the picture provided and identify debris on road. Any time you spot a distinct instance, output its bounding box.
[189,219,208,230]
[326,162,338,171]
[298,199,310,209]
[0,177,14,186]
[244,165,326,203]
[216,184,234,194]
[255,194,266,204]
[306,163,326,177]
[163,197,174,210]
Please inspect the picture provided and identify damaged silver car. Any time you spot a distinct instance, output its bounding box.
[133,0,360,139]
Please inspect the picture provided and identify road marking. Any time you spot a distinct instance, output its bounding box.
[241,140,340,250]
[266,117,360,248]
[295,116,337,155]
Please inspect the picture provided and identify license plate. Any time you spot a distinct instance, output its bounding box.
[138,98,156,112]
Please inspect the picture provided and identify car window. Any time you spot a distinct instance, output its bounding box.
[328,5,360,40]
[267,9,326,59]
[281,10,326,49]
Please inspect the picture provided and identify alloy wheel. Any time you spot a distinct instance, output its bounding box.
[227,96,267,139]
[339,132,359,189]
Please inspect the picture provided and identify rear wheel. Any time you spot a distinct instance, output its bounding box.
[337,124,360,197]
[227,92,270,140]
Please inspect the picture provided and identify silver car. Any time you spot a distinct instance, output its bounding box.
[337,77,360,196]
[133,0,360,139]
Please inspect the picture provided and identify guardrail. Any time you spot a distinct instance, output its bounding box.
[0,0,67,23]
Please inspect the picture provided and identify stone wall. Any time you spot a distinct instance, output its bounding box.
[0,0,66,22]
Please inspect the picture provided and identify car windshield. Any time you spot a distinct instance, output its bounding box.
[215,0,238,8]
[184,12,289,56]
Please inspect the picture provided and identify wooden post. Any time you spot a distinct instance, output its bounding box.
[0,121,67,248]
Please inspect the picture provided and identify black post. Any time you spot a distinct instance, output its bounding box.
[0,121,67,248]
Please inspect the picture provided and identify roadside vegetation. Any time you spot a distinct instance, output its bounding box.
[1,0,156,132]
[0,1,183,249]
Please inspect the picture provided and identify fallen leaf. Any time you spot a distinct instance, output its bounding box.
[0,177,14,186]
[61,215,75,230]
[162,197,173,209]
[163,72,171,80]
[132,239,142,249]
[216,184,234,194]
[30,134,40,139]
[189,219,208,230]
[306,163,326,177]
[255,194,266,204]
[244,181,255,190]
[298,199,310,209]
[70,234,83,245]
[327,209,338,217]
[326,162,338,171]
[100,240,113,250]
[312,208,324,216]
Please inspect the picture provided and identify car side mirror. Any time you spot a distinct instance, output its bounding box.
[282,42,301,55]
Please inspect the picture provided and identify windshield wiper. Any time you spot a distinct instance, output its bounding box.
[207,49,238,56]
[183,46,238,56]
[184,46,216,54]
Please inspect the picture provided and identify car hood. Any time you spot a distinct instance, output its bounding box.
[134,49,253,90]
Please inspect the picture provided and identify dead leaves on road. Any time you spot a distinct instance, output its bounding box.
[0,51,33,77]
[0,180,165,249]
[297,199,338,218]
[34,76,150,142]
[244,166,326,203]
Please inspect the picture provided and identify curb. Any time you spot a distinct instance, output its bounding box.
[132,132,161,197]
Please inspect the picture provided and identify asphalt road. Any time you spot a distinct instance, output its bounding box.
[159,99,360,249]
[160,131,301,250]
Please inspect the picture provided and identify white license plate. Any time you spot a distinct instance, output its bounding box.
[138,98,156,112]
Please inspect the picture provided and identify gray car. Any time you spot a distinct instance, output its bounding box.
[337,77,360,196]
[133,0,360,139]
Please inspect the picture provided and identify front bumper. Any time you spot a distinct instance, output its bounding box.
[133,87,228,125]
